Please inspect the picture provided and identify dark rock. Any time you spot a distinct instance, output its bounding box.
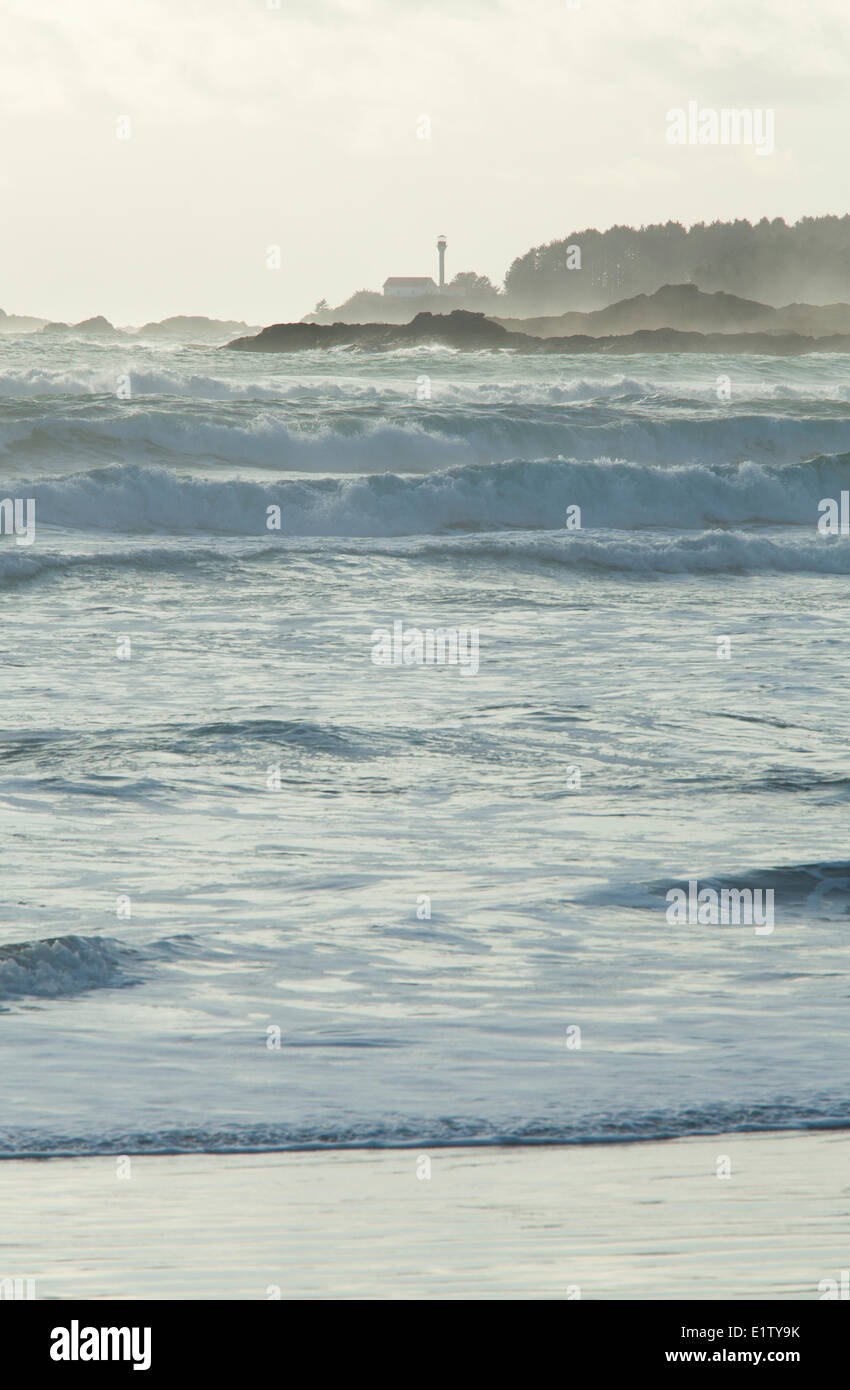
[225,309,850,357]
[137,316,256,340]
[226,310,531,353]
[42,315,119,336]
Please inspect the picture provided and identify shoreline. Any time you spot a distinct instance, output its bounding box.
[2,1114,849,1162]
[2,1128,847,1300]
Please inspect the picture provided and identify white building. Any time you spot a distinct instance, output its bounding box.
[383,277,438,298]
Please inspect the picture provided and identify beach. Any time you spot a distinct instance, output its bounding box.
[3,340,850,1304]
[3,1129,847,1300]
[5,0,850,1322]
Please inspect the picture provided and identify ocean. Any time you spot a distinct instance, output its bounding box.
[2,332,849,1157]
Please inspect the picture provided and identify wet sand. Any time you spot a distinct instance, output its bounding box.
[1,1129,847,1300]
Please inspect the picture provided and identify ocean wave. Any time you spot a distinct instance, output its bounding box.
[4,355,850,405]
[0,1099,846,1156]
[587,859,850,916]
[0,367,766,406]
[4,533,849,588]
[1,399,850,471]
[18,454,850,538]
[176,718,372,758]
[9,532,850,589]
[395,529,850,574]
[0,366,655,403]
[0,935,137,1002]
[0,412,473,472]
[0,366,293,401]
[0,543,234,587]
[0,716,385,769]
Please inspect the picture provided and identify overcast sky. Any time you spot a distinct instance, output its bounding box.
[3,0,849,324]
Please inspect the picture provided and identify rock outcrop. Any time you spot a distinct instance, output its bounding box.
[496,283,850,339]
[41,316,121,336]
[136,316,256,340]
[225,309,850,357]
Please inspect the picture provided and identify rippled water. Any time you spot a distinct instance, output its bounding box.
[1,334,848,1154]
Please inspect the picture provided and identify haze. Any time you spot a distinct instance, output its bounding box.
[2,0,849,325]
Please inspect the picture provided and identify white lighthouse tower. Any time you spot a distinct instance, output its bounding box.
[437,235,447,291]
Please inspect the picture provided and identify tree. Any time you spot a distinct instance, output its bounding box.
[502,215,850,312]
[448,271,498,295]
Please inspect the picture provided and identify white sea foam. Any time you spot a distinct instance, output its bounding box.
[393,529,850,574]
[5,341,850,1155]
[4,356,850,403]
[18,455,850,539]
[1,382,850,473]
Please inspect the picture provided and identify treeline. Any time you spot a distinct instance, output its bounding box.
[504,216,850,312]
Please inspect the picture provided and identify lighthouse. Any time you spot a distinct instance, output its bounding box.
[437,235,447,290]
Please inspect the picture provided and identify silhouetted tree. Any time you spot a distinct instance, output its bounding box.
[502,215,850,311]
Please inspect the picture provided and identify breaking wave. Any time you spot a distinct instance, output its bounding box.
[5,360,850,405]
[18,454,850,536]
[2,399,850,471]
[0,935,137,1002]
[0,366,661,403]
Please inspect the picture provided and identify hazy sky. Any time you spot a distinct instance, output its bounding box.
[3,0,849,324]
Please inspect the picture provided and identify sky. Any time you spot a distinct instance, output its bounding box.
[2,0,849,325]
